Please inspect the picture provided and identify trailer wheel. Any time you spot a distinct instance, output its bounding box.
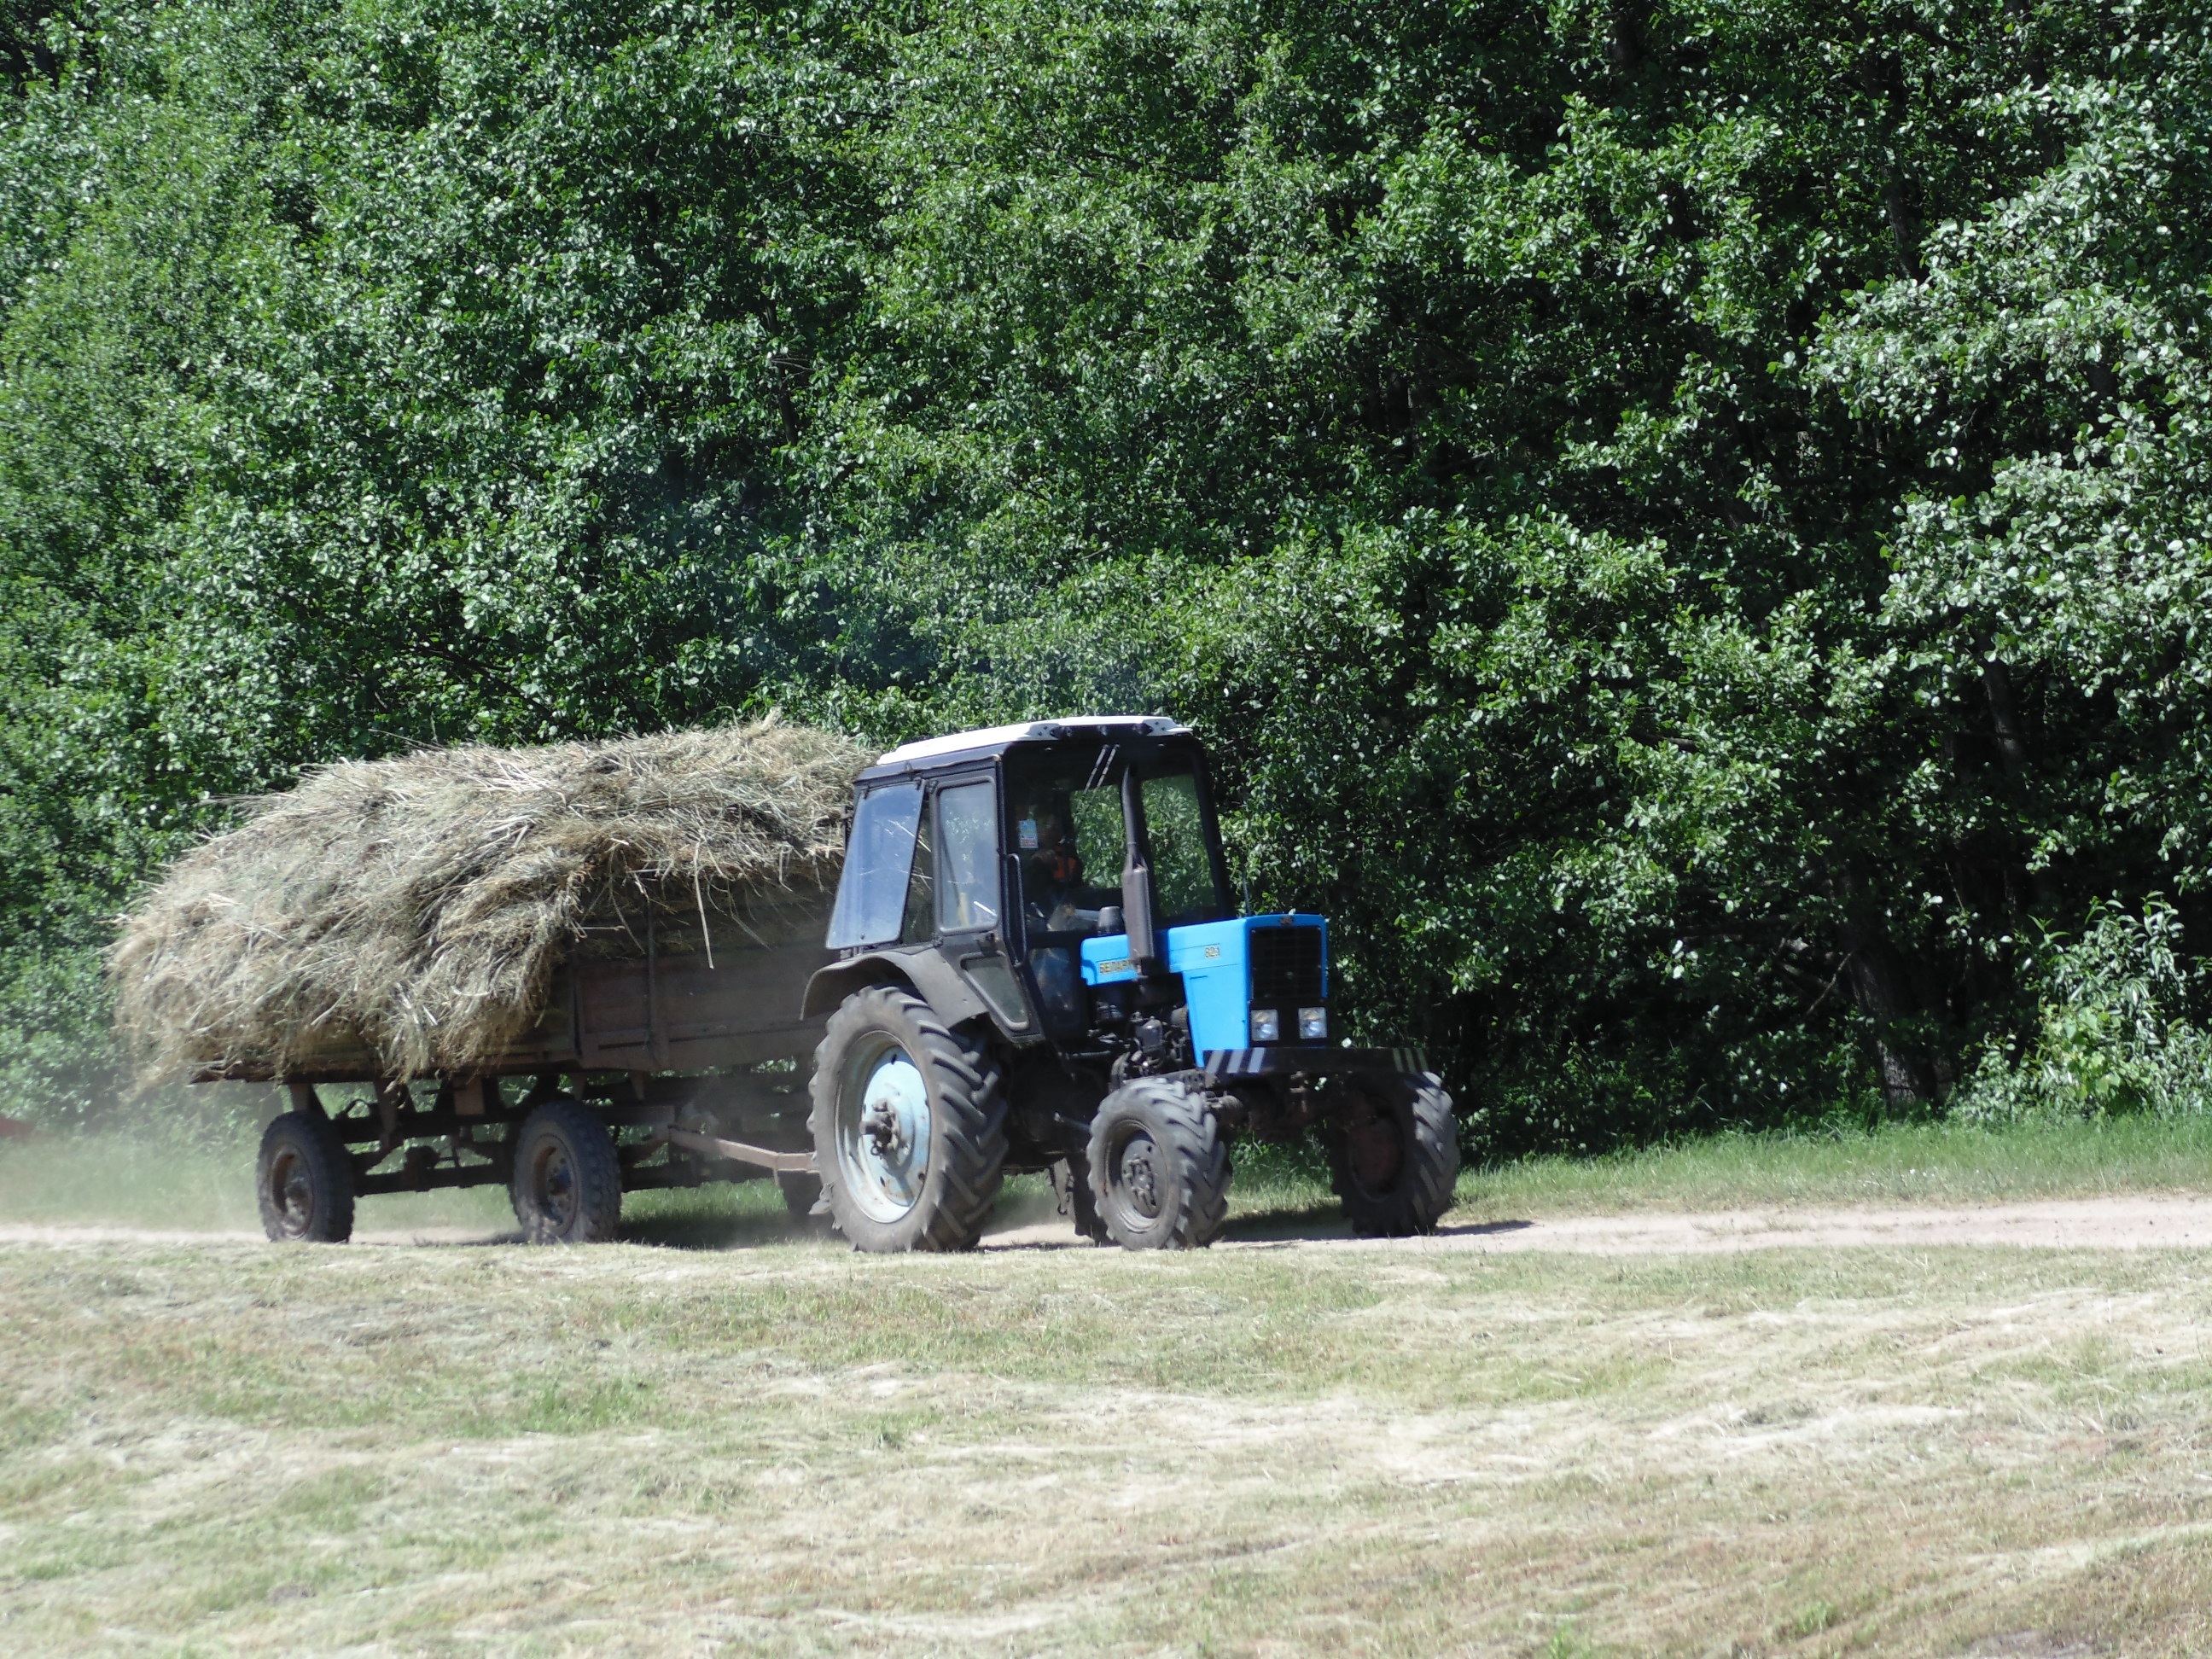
[1328,1074,1459,1237]
[810,985,1006,1252]
[257,1111,355,1243]
[1086,1079,1228,1250]
[510,1099,623,1244]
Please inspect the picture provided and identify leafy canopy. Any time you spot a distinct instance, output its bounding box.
[6,0,2212,1144]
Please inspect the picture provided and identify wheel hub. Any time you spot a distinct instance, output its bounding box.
[840,1046,932,1223]
[270,1150,311,1235]
[534,1145,577,1228]
[861,1097,910,1161]
[1117,1132,1161,1219]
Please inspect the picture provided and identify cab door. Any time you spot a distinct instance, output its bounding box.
[929,774,1036,1037]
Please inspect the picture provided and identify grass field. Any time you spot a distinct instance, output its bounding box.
[4,1117,2212,1655]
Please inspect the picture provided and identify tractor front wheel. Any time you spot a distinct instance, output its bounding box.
[1327,1074,1458,1237]
[1086,1079,1229,1250]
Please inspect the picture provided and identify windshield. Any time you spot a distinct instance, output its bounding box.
[1140,770,1219,924]
[1003,744,1227,942]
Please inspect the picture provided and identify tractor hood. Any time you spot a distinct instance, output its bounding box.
[1082,913,1330,1058]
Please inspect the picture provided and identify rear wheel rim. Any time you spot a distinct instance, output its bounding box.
[837,1038,932,1224]
[268,1147,312,1237]
[530,1141,579,1231]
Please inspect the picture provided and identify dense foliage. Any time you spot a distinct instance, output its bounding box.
[6,0,2211,1145]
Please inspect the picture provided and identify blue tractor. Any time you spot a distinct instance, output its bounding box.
[801,716,1458,1250]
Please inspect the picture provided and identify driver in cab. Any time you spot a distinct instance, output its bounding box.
[1016,799,1103,1027]
[1017,801,1098,935]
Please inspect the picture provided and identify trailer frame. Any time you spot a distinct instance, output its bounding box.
[232,928,834,1240]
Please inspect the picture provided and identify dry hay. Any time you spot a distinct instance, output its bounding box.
[109,720,868,1084]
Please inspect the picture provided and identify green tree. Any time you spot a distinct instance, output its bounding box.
[6,0,2212,1147]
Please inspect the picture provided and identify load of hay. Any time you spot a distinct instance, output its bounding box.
[111,719,868,1084]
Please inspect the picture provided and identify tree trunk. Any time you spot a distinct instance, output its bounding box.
[1838,909,1934,1111]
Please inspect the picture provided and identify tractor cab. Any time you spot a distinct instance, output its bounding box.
[811,716,1323,1070]
[802,717,1455,1253]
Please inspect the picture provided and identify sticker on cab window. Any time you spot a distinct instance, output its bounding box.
[1019,819,1039,849]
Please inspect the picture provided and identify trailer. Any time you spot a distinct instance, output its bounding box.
[228,908,835,1243]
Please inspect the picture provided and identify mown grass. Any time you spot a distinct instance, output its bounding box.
[4,1105,2212,1654]
[3,1233,2210,1655]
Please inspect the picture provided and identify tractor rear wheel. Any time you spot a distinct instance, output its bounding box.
[810,985,1006,1252]
[510,1099,624,1243]
[257,1110,355,1243]
[1086,1079,1229,1250]
[1328,1074,1458,1237]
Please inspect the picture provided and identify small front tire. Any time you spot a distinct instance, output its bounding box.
[510,1099,624,1244]
[1086,1079,1229,1250]
[257,1111,356,1243]
[1328,1074,1459,1237]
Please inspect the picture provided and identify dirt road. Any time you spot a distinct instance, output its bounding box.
[3,1190,2208,1252]
[1224,1192,2212,1254]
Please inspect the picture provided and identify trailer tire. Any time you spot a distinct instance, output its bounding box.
[510,1099,623,1244]
[1328,1074,1459,1237]
[811,986,1006,1252]
[257,1111,355,1243]
[1086,1079,1228,1250]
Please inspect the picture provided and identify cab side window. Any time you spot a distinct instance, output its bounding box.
[934,780,1001,934]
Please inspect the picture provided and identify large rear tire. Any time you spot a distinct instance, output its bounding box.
[1086,1078,1229,1250]
[509,1099,623,1243]
[1328,1074,1458,1237]
[810,985,1007,1252]
[257,1111,355,1243]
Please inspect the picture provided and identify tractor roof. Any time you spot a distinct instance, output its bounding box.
[869,715,1190,774]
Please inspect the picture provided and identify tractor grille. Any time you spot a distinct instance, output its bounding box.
[1248,924,1324,1017]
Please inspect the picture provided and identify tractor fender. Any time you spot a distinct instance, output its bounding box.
[802,946,1002,1034]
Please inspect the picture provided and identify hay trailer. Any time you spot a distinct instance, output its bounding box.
[233,916,835,1244]
[108,721,862,1245]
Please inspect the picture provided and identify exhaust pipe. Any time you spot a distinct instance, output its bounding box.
[1119,767,1158,970]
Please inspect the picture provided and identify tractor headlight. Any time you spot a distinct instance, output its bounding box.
[1298,1006,1328,1040]
[1249,1008,1281,1043]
